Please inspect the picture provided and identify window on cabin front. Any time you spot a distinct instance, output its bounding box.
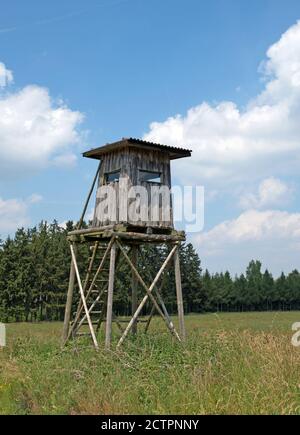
[105,170,121,183]
[139,170,162,183]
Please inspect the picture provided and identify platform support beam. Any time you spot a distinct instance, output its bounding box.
[62,255,76,346]
[174,246,186,341]
[131,246,138,335]
[105,242,116,350]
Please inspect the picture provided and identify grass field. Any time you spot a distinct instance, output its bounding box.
[1,312,300,415]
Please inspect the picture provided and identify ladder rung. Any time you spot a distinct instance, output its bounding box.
[71,319,99,326]
[88,288,108,294]
[87,274,109,281]
[88,258,109,262]
[80,321,98,325]
[111,319,148,323]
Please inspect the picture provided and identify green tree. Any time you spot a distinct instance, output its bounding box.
[246,260,263,310]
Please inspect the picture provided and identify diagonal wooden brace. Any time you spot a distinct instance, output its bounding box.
[116,240,180,348]
[70,244,99,350]
[75,246,128,338]
[74,288,106,332]
[67,237,115,340]
[73,241,99,324]
[138,247,174,332]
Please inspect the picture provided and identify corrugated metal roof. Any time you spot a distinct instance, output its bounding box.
[83,137,192,160]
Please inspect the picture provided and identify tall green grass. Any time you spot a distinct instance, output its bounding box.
[0,312,300,414]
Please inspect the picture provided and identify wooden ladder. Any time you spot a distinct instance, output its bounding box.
[70,242,110,342]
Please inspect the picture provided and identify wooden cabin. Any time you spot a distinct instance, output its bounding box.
[83,138,191,231]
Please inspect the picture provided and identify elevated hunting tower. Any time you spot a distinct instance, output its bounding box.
[62,138,192,350]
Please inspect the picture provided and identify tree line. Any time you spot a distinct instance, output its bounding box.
[0,220,300,323]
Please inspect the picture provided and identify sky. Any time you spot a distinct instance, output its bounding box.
[1,0,300,276]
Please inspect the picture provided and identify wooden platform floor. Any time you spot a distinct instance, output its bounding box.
[68,224,185,243]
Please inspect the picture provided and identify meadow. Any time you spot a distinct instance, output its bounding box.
[0,311,300,415]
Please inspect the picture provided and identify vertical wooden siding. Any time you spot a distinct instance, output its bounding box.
[92,147,173,228]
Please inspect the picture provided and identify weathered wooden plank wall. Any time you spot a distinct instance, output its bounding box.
[92,147,173,228]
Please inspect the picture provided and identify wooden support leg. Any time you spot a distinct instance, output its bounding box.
[174,246,186,341]
[131,246,138,335]
[105,242,116,350]
[96,247,122,334]
[62,246,76,346]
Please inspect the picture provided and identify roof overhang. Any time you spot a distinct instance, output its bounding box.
[83,138,192,161]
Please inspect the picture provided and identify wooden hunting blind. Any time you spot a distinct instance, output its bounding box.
[62,138,192,350]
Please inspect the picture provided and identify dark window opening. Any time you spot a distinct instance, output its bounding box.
[105,170,120,183]
[139,170,161,183]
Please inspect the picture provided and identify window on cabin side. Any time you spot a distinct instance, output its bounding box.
[139,170,161,183]
[105,170,121,183]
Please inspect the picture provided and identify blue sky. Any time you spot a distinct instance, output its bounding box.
[1,0,300,275]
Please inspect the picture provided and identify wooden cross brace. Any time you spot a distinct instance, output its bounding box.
[70,243,99,350]
[65,237,115,345]
[115,238,181,348]
[66,237,185,351]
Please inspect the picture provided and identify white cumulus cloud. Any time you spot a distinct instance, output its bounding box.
[239,177,293,210]
[199,209,300,251]
[0,194,42,235]
[143,20,300,187]
[144,20,300,274]
[195,209,300,275]
[0,63,84,177]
